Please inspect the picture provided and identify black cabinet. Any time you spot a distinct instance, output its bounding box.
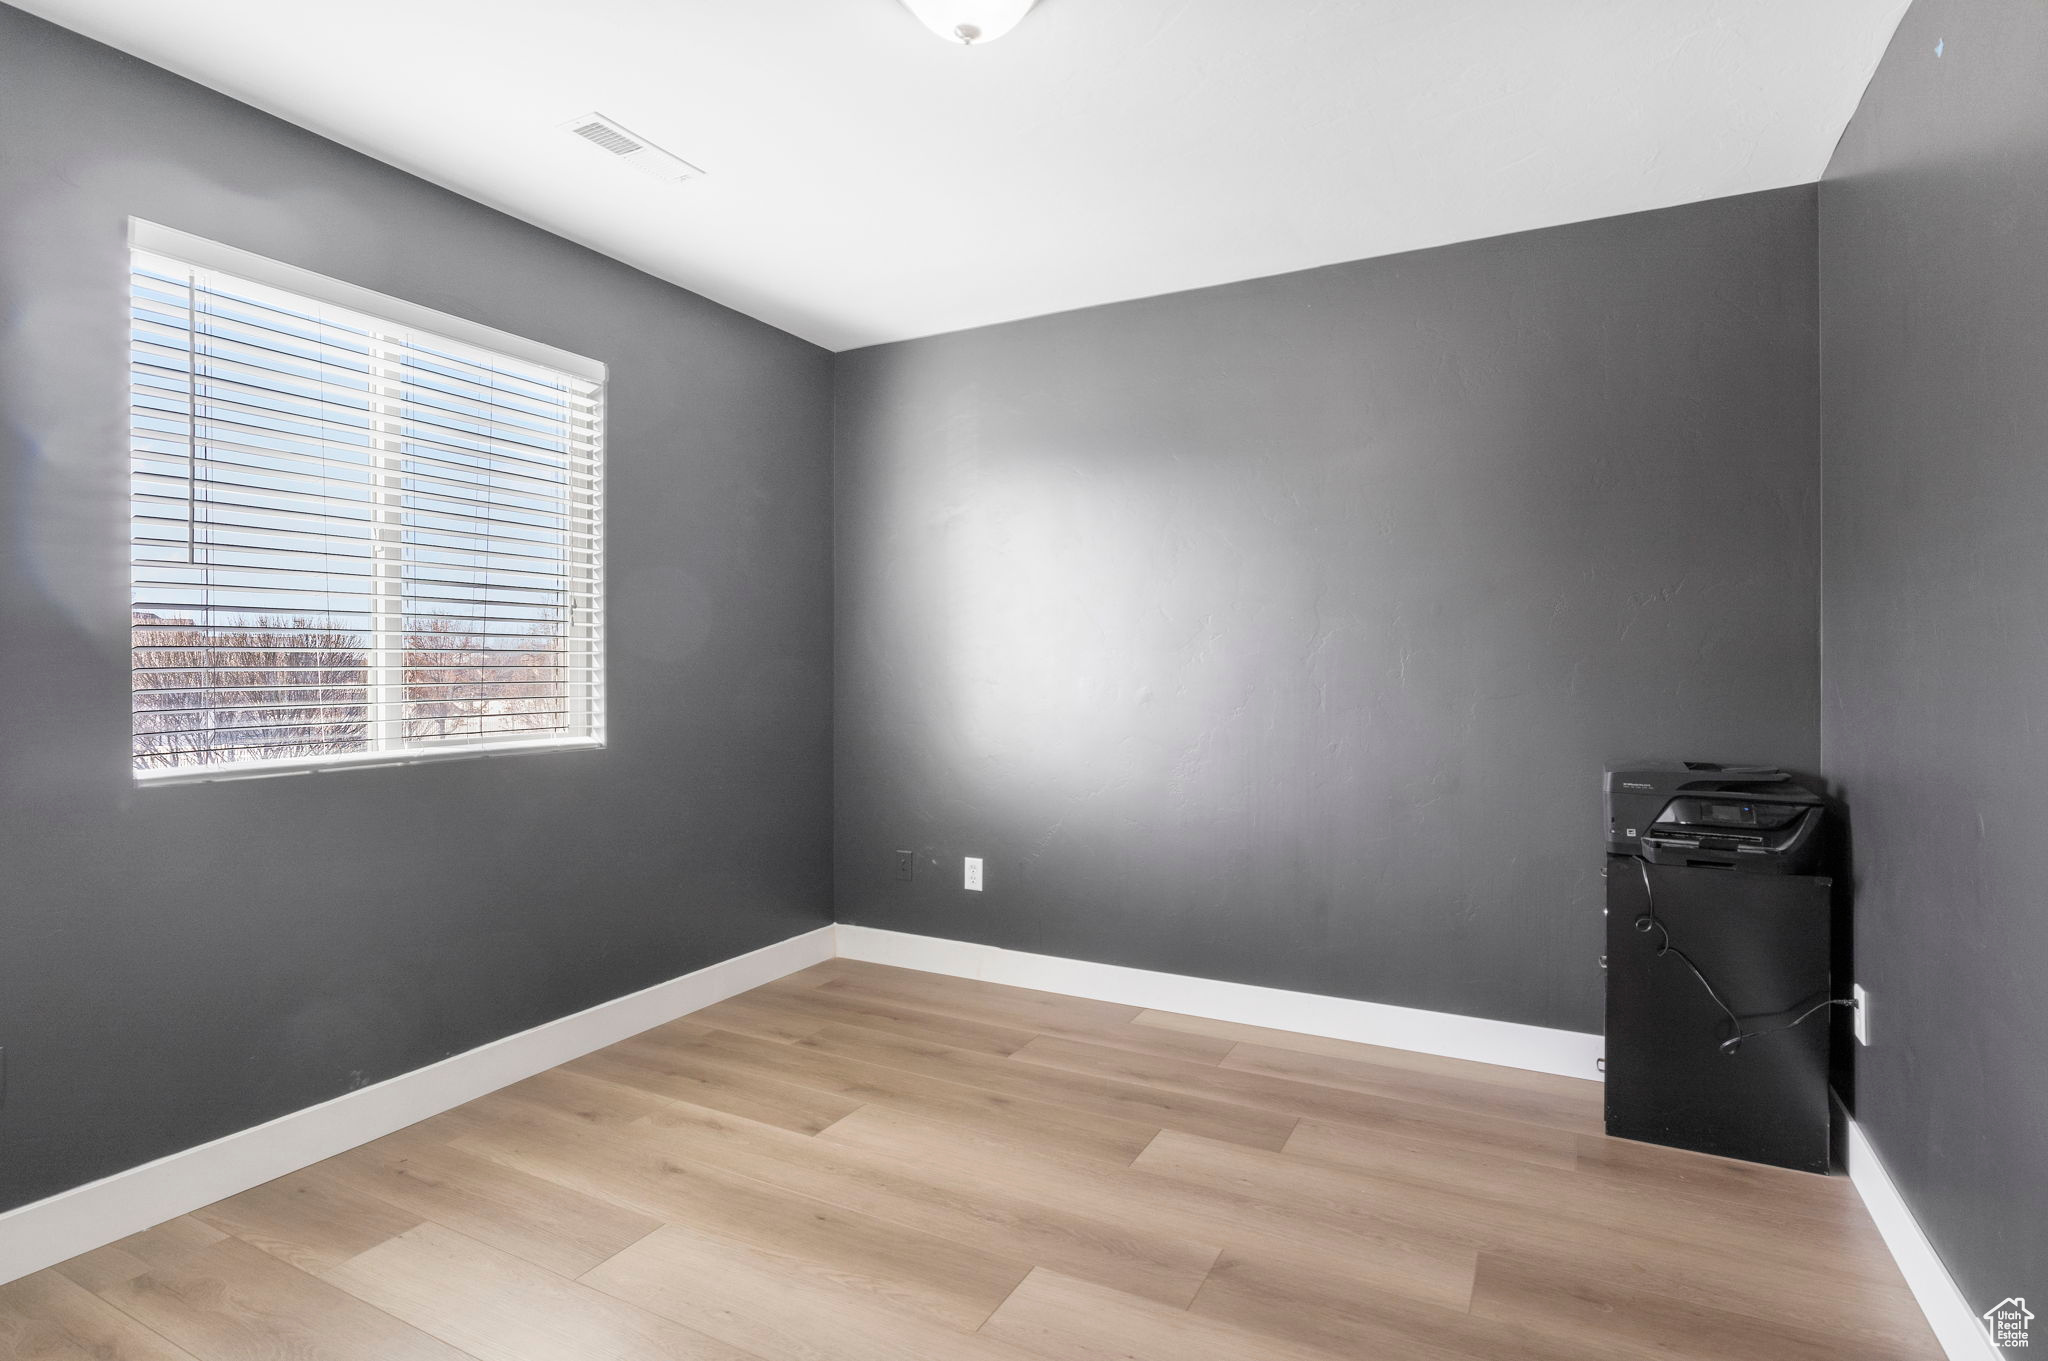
[1603,855,1834,1172]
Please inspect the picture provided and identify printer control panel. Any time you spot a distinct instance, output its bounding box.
[1605,762,1826,874]
[1656,797,1806,834]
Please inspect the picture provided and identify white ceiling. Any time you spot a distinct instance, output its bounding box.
[23,0,1909,351]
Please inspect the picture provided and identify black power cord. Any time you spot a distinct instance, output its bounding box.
[1633,858,1854,1055]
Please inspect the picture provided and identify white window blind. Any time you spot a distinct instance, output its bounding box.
[128,231,605,782]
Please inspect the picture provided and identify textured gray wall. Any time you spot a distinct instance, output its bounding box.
[0,6,833,1212]
[1820,0,2048,1314]
[834,187,1821,1036]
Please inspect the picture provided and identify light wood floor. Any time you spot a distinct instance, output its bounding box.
[4,958,1940,1361]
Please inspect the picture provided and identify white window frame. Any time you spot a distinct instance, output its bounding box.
[129,220,607,786]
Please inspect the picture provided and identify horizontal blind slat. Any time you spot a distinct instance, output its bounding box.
[133,450,601,524]
[134,614,577,633]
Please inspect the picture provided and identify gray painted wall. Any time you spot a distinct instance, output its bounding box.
[1820,0,2048,1314]
[834,187,1821,1036]
[0,5,833,1212]
[30,6,2038,1320]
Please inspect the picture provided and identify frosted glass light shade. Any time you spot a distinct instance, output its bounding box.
[898,0,1039,45]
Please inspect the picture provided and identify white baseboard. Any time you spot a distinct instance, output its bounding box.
[5,912,1982,1361]
[837,925,1996,1356]
[832,924,1604,1081]
[0,923,835,1287]
[1840,1111,2002,1360]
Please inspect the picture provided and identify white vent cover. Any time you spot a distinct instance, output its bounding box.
[561,113,703,185]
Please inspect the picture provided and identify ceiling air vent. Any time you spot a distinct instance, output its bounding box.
[561,113,704,185]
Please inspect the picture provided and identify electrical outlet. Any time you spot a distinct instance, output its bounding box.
[1852,983,1870,1045]
[964,856,983,891]
[893,850,914,882]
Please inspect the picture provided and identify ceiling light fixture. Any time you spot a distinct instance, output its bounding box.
[898,0,1038,46]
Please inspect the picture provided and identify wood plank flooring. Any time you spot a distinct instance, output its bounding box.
[2,958,1942,1360]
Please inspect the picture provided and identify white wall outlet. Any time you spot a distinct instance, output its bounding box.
[964,856,983,891]
[1852,983,1870,1045]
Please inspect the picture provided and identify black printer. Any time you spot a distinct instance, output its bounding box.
[1604,761,1825,874]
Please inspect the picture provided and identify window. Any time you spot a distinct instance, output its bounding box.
[128,224,605,783]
